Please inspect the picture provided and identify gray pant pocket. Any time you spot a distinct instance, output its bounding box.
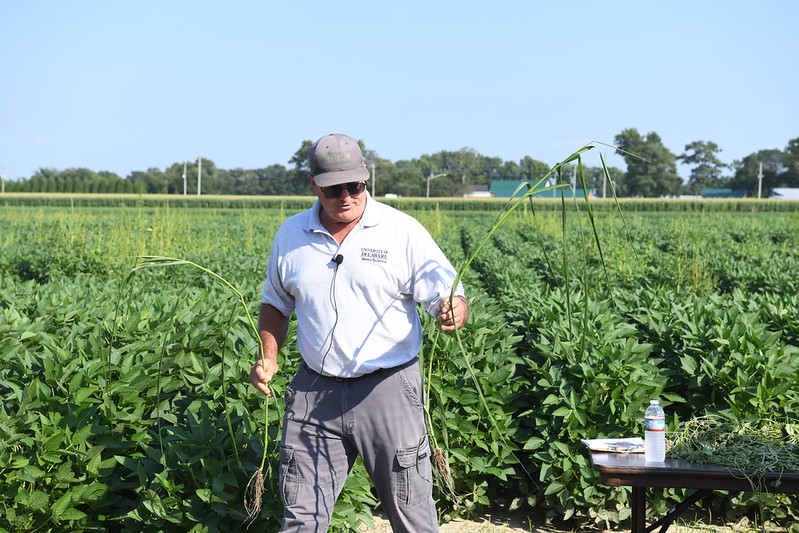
[395,440,433,509]
[396,367,424,409]
[279,445,298,507]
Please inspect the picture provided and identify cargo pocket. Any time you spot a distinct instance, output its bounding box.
[395,440,433,509]
[279,445,299,507]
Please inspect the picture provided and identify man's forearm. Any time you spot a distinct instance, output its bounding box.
[258,303,289,360]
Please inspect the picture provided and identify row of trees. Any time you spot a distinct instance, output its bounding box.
[615,129,799,197]
[5,131,798,197]
[4,168,147,195]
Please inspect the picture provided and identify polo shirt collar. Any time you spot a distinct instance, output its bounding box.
[359,194,382,227]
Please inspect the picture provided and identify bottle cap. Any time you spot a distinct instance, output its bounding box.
[650,400,659,404]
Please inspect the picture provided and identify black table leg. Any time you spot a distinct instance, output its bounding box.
[648,489,713,533]
[631,486,646,533]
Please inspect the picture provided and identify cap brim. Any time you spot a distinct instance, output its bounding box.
[313,165,370,187]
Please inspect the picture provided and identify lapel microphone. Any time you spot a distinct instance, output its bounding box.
[333,254,344,266]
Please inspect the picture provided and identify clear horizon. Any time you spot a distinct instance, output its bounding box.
[2,1,797,181]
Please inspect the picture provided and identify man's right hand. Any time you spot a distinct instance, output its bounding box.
[250,357,279,397]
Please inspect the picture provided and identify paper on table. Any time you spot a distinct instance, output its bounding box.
[581,437,644,453]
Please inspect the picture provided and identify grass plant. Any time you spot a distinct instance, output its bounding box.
[425,143,620,507]
[668,415,799,531]
[668,416,799,476]
[124,256,274,525]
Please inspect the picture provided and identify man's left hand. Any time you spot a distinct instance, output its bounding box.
[436,295,469,331]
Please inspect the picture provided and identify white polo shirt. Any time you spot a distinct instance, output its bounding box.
[261,194,464,378]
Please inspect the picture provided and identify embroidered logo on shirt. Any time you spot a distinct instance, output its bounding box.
[361,247,388,263]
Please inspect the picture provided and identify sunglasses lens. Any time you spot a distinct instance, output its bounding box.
[322,186,341,199]
[322,182,365,199]
[347,182,366,195]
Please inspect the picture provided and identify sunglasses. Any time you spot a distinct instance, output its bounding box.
[319,181,367,199]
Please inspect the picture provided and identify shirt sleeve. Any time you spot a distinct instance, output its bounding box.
[409,222,465,316]
[260,234,295,317]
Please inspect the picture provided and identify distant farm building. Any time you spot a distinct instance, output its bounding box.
[700,188,747,198]
[770,188,799,200]
[463,184,494,198]
[489,180,589,199]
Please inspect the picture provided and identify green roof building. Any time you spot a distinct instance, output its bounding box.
[700,188,747,198]
[489,180,588,199]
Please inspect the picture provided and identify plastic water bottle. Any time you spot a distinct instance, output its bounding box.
[644,400,666,463]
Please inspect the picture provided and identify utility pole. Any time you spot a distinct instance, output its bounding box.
[197,155,202,195]
[572,164,577,191]
[182,163,187,195]
[426,173,446,198]
[757,162,763,199]
[1,167,5,194]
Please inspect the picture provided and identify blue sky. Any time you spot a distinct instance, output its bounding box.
[2,1,797,181]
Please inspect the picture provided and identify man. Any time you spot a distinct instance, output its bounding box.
[249,133,468,532]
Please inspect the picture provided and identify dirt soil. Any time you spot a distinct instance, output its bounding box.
[359,511,777,532]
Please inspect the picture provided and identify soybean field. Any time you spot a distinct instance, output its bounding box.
[1,199,798,532]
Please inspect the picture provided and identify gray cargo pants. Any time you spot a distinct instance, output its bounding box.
[278,358,439,533]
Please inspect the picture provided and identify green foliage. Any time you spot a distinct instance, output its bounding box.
[6,222,109,282]
[678,140,728,194]
[447,204,799,527]
[4,193,799,213]
[6,168,139,195]
[0,276,270,531]
[729,149,790,197]
[668,415,799,525]
[1,202,798,531]
[614,128,682,197]
[423,291,525,518]
[5,134,798,198]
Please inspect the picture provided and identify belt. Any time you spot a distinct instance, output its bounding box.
[301,357,418,381]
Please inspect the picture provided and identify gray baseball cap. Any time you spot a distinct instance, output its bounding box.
[309,133,371,186]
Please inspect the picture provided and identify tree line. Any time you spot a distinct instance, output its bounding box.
[5,129,798,198]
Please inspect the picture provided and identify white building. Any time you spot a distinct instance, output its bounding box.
[770,188,799,200]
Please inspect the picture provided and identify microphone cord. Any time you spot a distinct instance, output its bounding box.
[318,254,343,378]
[297,255,342,422]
